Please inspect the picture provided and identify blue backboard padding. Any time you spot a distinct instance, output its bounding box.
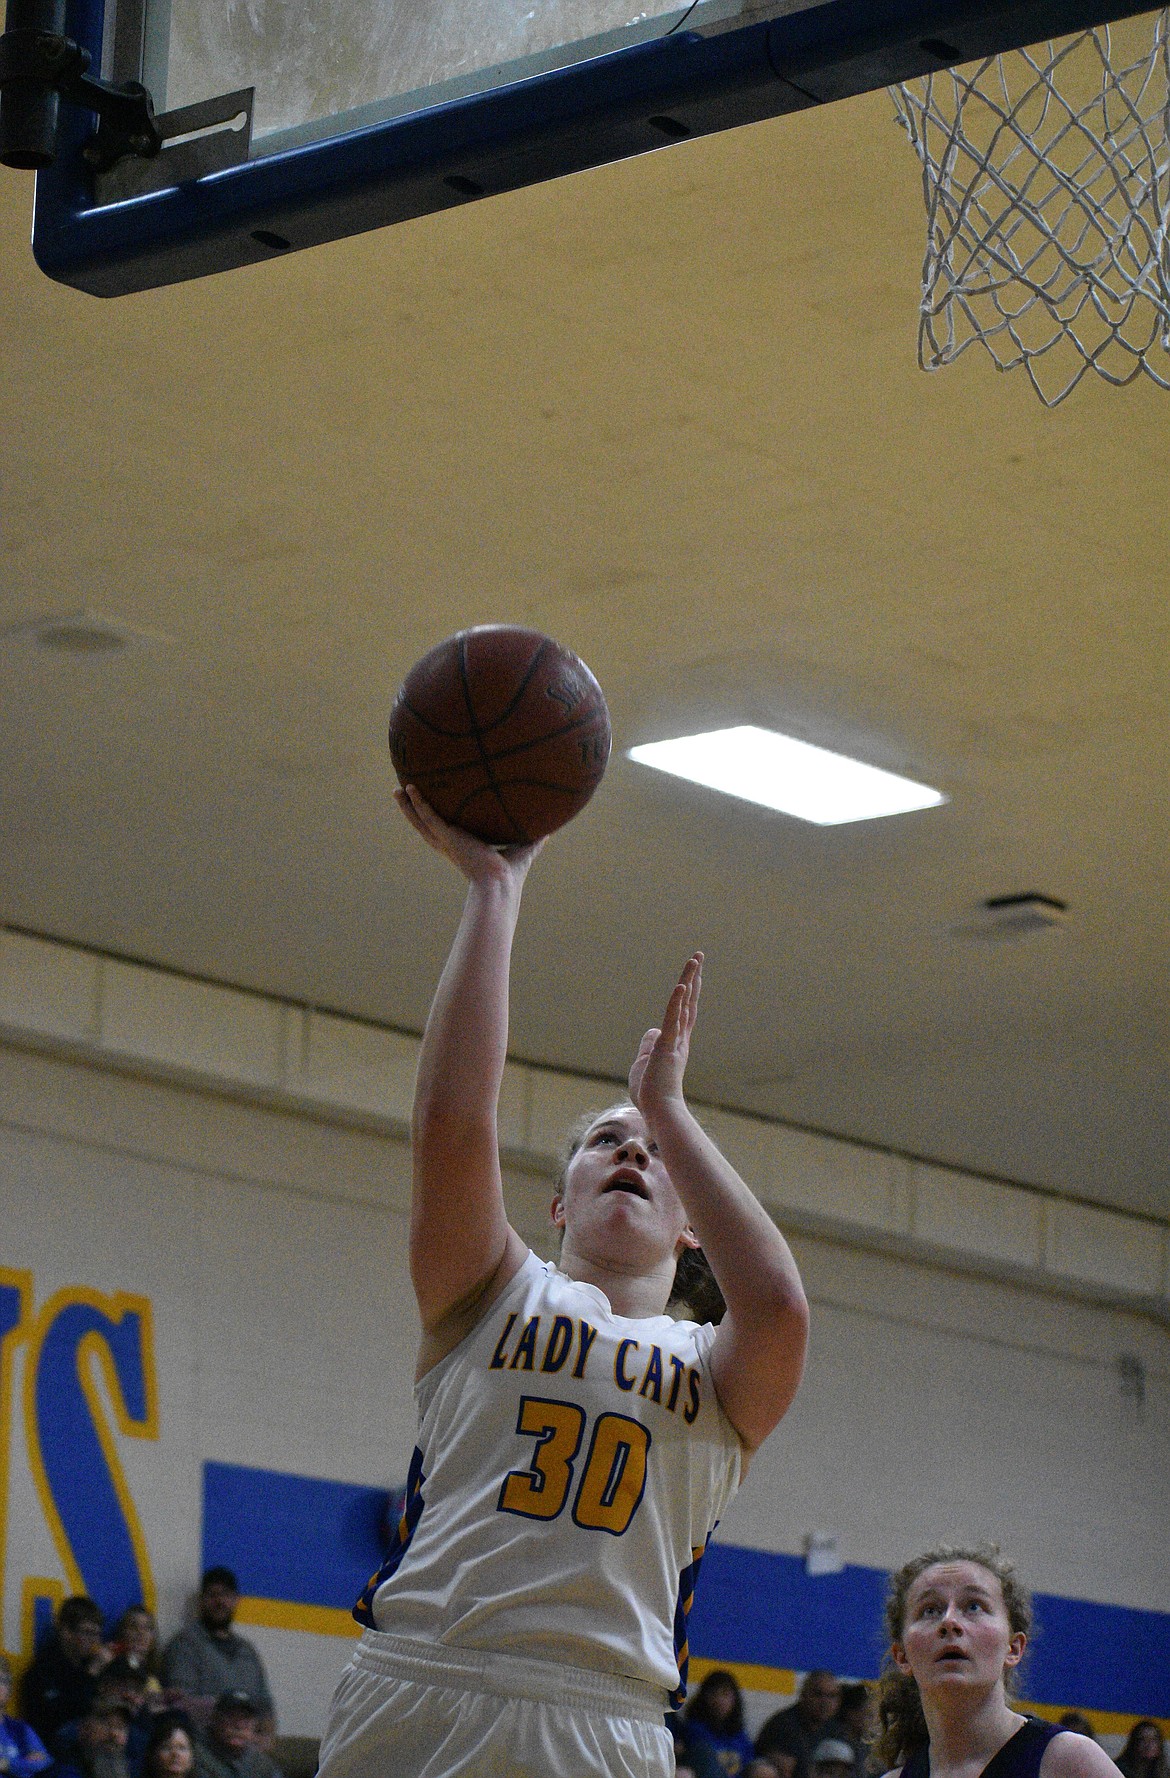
[202,1461,396,1610]
[33,0,1162,293]
[202,1460,1168,1715]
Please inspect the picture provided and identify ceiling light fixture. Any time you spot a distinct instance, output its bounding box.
[627,725,946,826]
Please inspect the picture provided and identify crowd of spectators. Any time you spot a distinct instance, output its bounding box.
[3,1571,280,1778]
[667,1666,1167,1778]
[4,1589,1164,1778]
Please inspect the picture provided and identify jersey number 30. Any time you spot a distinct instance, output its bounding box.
[498,1395,650,1535]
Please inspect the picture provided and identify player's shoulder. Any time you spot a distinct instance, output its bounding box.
[1039,1730,1120,1778]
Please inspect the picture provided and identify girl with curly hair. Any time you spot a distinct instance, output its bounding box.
[875,1547,1118,1778]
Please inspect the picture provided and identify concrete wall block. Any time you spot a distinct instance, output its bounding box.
[293,1009,418,1122]
[0,929,100,1042]
[525,1068,623,1163]
[100,958,284,1087]
[704,1110,901,1233]
[1046,1198,1166,1298]
[912,1163,1046,1269]
[5,1049,1170,1735]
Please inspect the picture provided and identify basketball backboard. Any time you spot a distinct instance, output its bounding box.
[21,0,1159,295]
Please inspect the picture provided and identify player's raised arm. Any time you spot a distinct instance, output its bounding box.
[395,785,538,1361]
[630,954,810,1452]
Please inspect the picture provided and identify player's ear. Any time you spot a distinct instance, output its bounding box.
[890,1640,912,1677]
[676,1225,701,1254]
[550,1194,566,1230]
[1003,1632,1026,1670]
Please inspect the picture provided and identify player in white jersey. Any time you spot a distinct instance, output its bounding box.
[318,786,810,1778]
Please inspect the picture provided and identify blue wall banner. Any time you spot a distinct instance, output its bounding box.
[201,1460,1170,1720]
[203,1461,400,1616]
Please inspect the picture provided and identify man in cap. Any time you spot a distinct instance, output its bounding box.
[52,1699,133,1778]
[55,1660,155,1776]
[811,1738,858,1778]
[194,1693,280,1778]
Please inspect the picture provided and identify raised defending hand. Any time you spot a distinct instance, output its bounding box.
[395,784,544,887]
[628,952,703,1121]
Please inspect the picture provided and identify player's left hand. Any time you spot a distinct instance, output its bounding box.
[628,952,703,1120]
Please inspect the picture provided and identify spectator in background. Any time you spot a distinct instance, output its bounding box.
[756,1672,844,1778]
[812,1737,859,1778]
[141,1715,196,1778]
[1116,1724,1170,1778]
[837,1683,876,1775]
[94,1660,157,1775]
[110,1612,163,1704]
[56,1663,153,1776]
[667,1710,722,1778]
[1060,1717,1097,1743]
[163,1573,273,1731]
[20,1596,108,1750]
[194,1694,279,1778]
[0,1654,52,1778]
[747,1765,787,1778]
[54,1699,133,1778]
[683,1670,757,1776]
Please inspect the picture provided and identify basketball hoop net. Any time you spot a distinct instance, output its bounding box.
[891,11,1170,404]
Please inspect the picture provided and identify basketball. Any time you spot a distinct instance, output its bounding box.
[388,626,611,844]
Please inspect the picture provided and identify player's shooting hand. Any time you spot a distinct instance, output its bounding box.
[628,952,703,1121]
[395,785,544,887]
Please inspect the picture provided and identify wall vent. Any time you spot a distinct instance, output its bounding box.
[952,892,1068,941]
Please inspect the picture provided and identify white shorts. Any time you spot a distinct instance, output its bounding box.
[318,1628,675,1778]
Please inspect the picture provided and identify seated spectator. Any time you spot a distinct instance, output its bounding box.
[812,1736,859,1778]
[748,1764,788,1778]
[163,1572,273,1732]
[837,1684,876,1775]
[97,1659,157,1776]
[683,1670,757,1775]
[142,1713,197,1778]
[194,1693,280,1778]
[667,1710,722,1778]
[1116,1723,1170,1778]
[57,1663,154,1756]
[20,1596,109,1750]
[110,1611,163,1702]
[756,1672,843,1778]
[0,1654,52,1778]
[1060,1715,1097,1742]
[54,1699,133,1778]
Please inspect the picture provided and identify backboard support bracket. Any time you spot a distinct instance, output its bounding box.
[0,0,251,182]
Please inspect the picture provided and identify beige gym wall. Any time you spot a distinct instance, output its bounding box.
[2,1017,1165,1737]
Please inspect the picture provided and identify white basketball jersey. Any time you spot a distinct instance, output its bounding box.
[354,1252,742,1701]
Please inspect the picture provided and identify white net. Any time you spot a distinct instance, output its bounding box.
[891,12,1170,404]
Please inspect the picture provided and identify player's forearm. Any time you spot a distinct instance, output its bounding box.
[649,1100,808,1329]
[412,871,525,1139]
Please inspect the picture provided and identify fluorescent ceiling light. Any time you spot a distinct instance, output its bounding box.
[627,725,946,826]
